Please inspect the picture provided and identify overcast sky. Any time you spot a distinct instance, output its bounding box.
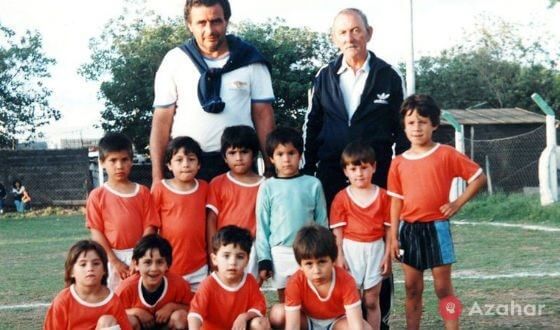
[0,0,558,146]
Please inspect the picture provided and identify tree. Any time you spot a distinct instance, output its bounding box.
[81,11,336,150]
[234,19,337,128]
[411,17,560,113]
[79,10,188,151]
[0,23,58,147]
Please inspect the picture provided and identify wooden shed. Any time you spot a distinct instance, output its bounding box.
[434,108,551,192]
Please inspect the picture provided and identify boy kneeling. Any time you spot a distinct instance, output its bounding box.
[270,224,371,330]
[116,234,192,330]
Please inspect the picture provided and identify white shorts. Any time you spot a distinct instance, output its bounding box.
[342,238,385,290]
[246,243,258,279]
[271,246,299,289]
[107,248,133,291]
[307,315,346,330]
[183,264,208,292]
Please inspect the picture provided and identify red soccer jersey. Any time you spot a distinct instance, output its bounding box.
[86,183,160,249]
[207,172,264,237]
[44,285,132,330]
[115,273,192,313]
[285,266,361,320]
[151,179,208,276]
[188,273,267,330]
[329,186,390,242]
[387,144,483,223]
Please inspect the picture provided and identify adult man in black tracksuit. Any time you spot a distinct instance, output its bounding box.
[302,8,409,329]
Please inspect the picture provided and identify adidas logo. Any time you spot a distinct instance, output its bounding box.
[374,93,390,104]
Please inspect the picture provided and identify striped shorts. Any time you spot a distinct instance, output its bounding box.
[399,220,456,271]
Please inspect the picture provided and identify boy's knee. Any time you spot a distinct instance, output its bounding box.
[250,316,271,330]
[363,288,380,310]
[435,287,455,299]
[269,303,285,328]
[169,309,188,328]
[127,315,141,330]
[96,315,118,329]
[405,282,424,299]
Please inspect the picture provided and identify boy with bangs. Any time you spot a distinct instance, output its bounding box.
[86,132,160,291]
[116,234,192,330]
[188,225,269,330]
[270,224,371,330]
[151,136,208,291]
[256,127,328,302]
[330,141,391,329]
[388,94,486,329]
[206,125,264,277]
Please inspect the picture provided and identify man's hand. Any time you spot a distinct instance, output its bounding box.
[259,269,272,284]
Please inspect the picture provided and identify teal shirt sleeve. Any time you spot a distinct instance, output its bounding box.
[255,181,272,262]
[313,179,328,227]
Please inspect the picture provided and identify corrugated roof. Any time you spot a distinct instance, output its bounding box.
[441,108,547,125]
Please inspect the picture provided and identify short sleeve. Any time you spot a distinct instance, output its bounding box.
[284,273,302,312]
[112,296,133,330]
[176,277,194,309]
[85,189,104,231]
[43,297,67,330]
[387,159,403,199]
[449,150,482,183]
[247,276,267,316]
[379,189,391,226]
[206,179,221,215]
[153,51,178,108]
[188,278,210,322]
[329,191,347,229]
[340,270,361,310]
[249,63,274,103]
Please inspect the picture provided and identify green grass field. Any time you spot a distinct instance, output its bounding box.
[0,194,559,329]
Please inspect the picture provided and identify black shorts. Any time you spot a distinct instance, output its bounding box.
[399,220,456,271]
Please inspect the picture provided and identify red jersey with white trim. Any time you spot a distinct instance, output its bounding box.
[388,144,482,223]
[86,184,160,250]
[188,273,266,330]
[330,186,390,242]
[207,172,264,237]
[115,273,192,313]
[44,285,132,330]
[151,179,208,276]
[285,266,361,320]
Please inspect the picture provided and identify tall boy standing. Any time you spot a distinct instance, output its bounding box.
[86,132,159,291]
[331,141,391,329]
[206,125,264,277]
[256,127,328,302]
[388,95,486,330]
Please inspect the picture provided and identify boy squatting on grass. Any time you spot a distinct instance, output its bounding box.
[86,132,160,291]
[330,141,392,329]
[151,136,209,291]
[388,94,486,330]
[256,127,328,304]
[116,234,193,330]
[188,225,269,330]
[206,125,265,278]
[44,240,132,330]
[270,224,372,330]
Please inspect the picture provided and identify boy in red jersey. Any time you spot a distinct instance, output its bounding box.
[270,224,371,330]
[331,141,391,329]
[188,225,269,330]
[151,136,208,291]
[388,94,486,330]
[86,132,159,291]
[206,125,264,278]
[116,234,192,330]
